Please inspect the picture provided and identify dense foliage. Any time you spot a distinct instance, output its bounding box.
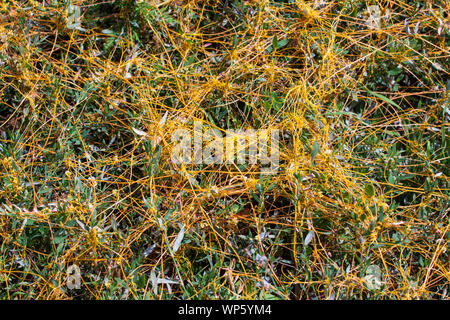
[0,0,448,299]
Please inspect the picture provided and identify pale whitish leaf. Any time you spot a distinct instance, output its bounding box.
[364,265,383,290]
[159,111,168,125]
[156,278,179,285]
[262,277,270,290]
[366,265,382,277]
[0,204,11,215]
[364,274,382,290]
[404,19,410,34]
[66,5,82,30]
[437,19,443,35]
[143,243,157,257]
[24,181,42,187]
[101,29,115,35]
[125,61,132,73]
[431,62,444,72]
[255,254,268,267]
[172,224,185,253]
[132,127,147,136]
[304,230,314,246]
[66,23,81,30]
[120,288,129,300]
[314,0,325,9]
[75,219,87,231]
[85,151,92,163]
[366,5,381,29]
[150,270,158,295]
[414,21,420,35]
[301,173,315,182]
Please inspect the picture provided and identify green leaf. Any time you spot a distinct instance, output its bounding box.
[101,29,116,35]
[233,34,238,48]
[364,183,375,197]
[278,38,288,48]
[362,87,401,110]
[172,224,185,253]
[311,141,319,161]
[53,235,66,244]
[272,35,278,51]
